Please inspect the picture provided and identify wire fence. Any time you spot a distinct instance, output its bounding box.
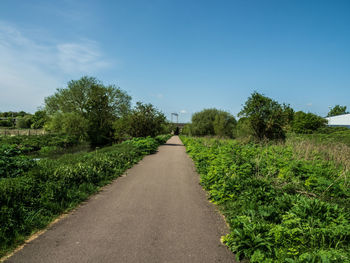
[0,129,47,136]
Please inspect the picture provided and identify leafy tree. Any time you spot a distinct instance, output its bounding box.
[0,119,13,127]
[31,110,48,129]
[213,111,237,138]
[238,92,286,141]
[45,76,131,146]
[181,124,192,136]
[114,102,167,140]
[281,104,295,130]
[45,112,89,140]
[292,111,327,134]
[191,108,236,138]
[327,105,348,117]
[16,115,33,129]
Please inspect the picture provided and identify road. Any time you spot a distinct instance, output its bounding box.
[5,136,236,263]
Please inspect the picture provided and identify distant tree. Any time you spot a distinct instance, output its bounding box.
[234,117,253,139]
[114,102,167,141]
[180,124,192,136]
[213,111,237,138]
[238,92,286,141]
[292,111,327,134]
[31,110,48,129]
[190,108,236,138]
[45,76,131,146]
[0,119,13,127]
[281,104,295,130]
[327,105,348,117]
[16,115,33,129]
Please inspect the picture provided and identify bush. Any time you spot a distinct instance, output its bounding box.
[190,108,236,138]
[15,115,33,129]
[292,111,327,134]
[238,92,287,141]
[181,136,350,262]
[114,102,167,140]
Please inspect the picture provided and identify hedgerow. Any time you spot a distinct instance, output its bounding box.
[0,135,171,257]
[181,136,350,262]
[0,134,80,154]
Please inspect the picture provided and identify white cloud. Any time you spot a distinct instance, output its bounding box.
[306,103,313,106]
[0,22,111,112]
[57,41,110,73]
[180,109,187,114]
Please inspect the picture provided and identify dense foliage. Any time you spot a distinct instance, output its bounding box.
[0,135,171,257]
[238,92,290,141]
[45,76,131,146]
[327,105,348,117]
[0,110,48,129]
[114,102,168,141]
[0,134,79,154]
[183,108,236,138]
[181,136,349,262]
[292,111,327,134]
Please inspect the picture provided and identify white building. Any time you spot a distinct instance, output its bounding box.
[325,113,350,128]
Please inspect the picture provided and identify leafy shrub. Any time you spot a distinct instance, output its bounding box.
[181,136,350,262]
[190,108,236,138]
[0,134,80,154]
[292,111,327,134]
[238,92,288,141]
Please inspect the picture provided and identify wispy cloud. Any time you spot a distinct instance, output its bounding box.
[0,21,111,112]
[57,41,110,73]
[180,109,187,114]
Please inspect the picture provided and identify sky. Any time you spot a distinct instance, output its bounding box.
[0,0,349,122]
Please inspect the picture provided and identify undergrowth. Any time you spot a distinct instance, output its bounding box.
[181,136,350,262]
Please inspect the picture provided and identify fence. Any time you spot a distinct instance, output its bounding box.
[0,129,47,136]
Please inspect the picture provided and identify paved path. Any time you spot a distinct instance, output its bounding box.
[6,136,236,263]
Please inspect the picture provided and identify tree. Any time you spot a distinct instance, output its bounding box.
[45,112,89,140]
[31,110,48,129]
[16,115,33,129]
[327,105,348,117]
[114,102,167,140]
[45,76,131,146]
[190,108,236,137]
[238,92,286,141]
[213,111,237,138]
[292,111,327,134]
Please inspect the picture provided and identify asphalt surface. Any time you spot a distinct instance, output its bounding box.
[6,136,236,263]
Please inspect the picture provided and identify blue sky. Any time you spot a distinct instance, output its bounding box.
[0,0,349,122]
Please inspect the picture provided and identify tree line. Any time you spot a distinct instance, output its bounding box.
[1,76,171,147]
[182,92,348,141]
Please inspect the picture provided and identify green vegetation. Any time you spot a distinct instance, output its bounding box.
[0,134,80,154]
[237,92,293,141]
[0,135,171,257]
[292,111,327,134]
[327,105,348,117]
[182,108,236,138]
[181,135,350,262]
[44,76,132,146]
[113,102,169,142]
